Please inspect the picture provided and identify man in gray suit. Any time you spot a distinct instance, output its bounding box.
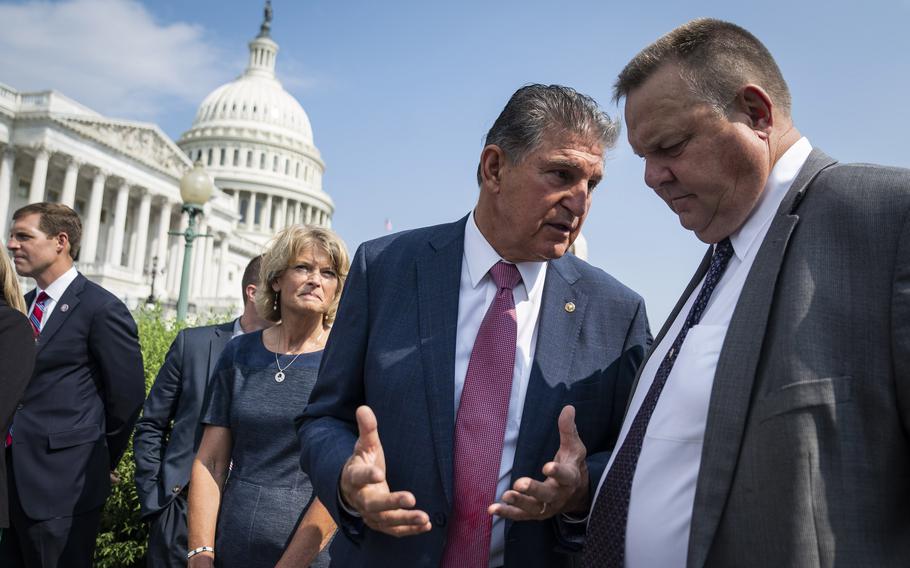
[584,18,910,568]
[133,255,271,567]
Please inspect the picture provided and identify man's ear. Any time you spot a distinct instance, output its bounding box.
[55,232,70,255]
[479,145,507,193]
[245,284,257,304]
[736,84,774,135]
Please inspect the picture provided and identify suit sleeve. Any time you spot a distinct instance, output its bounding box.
[554,294,651,549]
[0,308,36,434]
[296,243,369,539]
[133,330,185,518]
[893,210,910,437]
[90,297,145,469]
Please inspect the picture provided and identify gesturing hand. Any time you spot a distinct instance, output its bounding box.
[488,405,589,521]
[339,405,432,537]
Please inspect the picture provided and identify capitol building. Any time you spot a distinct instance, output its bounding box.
[0,5,333,314]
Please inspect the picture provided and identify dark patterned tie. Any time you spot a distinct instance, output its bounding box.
[441,261,521,568]
[584,238,734,567]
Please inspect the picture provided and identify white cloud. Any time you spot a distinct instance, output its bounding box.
[0,0,229,121]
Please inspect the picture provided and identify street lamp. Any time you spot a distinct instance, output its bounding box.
[174,161,214,322]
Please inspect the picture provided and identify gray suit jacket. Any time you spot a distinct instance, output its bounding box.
[133,320,235,518]
[645,150,910,567]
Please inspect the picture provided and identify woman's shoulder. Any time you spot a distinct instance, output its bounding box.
[0,302,30,332]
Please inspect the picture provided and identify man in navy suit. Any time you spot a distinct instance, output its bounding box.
[134,255,270,567]
[3,202,145,567]
[298,84,650,567]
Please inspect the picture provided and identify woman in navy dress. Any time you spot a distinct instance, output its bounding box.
[188,225,349,568]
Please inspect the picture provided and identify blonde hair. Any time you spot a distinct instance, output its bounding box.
[255,225,350,323]
[0,252,26,314]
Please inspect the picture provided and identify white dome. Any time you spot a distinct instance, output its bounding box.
[176,4,334,245]
[186,35,313,146]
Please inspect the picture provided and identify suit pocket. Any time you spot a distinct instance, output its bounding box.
[47,424,103,449]
[755,376,853,424]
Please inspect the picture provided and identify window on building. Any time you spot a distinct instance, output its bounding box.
[273,155,279,172]
[220,148,226,166]
[246,150,253,168]
[239,196,248,223]
[207,148,213,166]
[260,153,266,170]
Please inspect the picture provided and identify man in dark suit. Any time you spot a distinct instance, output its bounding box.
[2,202,145,567]
[133,255,270,567]
[584,19,910,567]
[298,84,650,567]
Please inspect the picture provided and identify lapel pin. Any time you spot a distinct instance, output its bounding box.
[564,302,576,313]
[60,304,69,312]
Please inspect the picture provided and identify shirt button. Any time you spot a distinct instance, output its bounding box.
[16,403,23,410]
[172,485,182,494]
[434,512,447,527]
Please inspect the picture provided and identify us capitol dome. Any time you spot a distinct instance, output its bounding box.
[178,1,333,244]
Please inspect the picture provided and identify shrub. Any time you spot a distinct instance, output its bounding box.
[94,305,186,568]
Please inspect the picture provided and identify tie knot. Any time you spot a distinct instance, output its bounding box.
[711,238,734,269]
[35,291,49,305]
[489,261,521,291]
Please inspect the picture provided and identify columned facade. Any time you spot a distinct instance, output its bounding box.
[0,84,262,314]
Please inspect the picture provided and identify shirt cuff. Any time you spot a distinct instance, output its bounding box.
[337,484,362,518]
[560,511,588,524]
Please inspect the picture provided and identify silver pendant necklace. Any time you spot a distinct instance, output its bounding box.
[273,325,324,382]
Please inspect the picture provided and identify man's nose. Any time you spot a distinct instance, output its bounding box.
[644,159,674,189]
[562,182,589,217]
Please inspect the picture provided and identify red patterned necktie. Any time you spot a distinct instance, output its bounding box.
[441,261,522,568]
[584,239,735,567]
[29,291,50,338]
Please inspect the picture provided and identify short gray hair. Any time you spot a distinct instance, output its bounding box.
[613,18,791,117]
[477,84,619,185]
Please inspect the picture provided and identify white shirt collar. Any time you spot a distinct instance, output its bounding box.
[728,137,813,261]
[464,211,547,294]
[38,265,78,303]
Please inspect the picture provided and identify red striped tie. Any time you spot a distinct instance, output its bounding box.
[29,291,50,338]
[441,261,521,568]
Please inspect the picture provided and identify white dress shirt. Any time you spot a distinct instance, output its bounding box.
[457,211,547,567]
[28,265,79,330]
[591,138,813,567]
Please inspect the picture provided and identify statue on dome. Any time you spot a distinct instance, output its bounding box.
[259,0,273,37]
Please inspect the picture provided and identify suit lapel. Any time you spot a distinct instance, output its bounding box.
[207,321,235,384]
[416,217,466,507]
[35,274,85,356]
[511,257,586,491]
[687,149,837,568]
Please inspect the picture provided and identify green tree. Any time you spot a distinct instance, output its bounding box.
[94,305,186,568]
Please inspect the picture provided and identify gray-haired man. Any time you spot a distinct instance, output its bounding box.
[298,84,650,567]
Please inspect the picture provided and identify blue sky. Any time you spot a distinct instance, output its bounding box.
[2,0,908,324]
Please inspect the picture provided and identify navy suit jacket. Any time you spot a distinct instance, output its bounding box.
[133,320,235,519]
[297,217,650,567]
[11,273,145,520]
